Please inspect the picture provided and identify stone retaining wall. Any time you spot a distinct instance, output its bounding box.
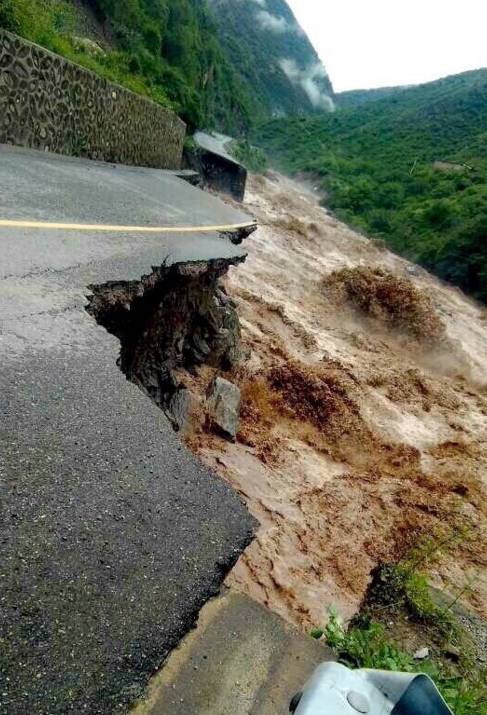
[0,30,186,169]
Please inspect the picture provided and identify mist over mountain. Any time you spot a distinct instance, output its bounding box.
[207,0,335,119]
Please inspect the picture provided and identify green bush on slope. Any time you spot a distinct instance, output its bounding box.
[322,611,487,715]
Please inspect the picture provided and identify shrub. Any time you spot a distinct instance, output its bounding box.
[0,0,20,32]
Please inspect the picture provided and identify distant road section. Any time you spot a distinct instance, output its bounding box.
[190,132,248,202]
[0,145,256,714]
[193,131,239,165]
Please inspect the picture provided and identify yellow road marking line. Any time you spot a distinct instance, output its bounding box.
[0,219,256,234]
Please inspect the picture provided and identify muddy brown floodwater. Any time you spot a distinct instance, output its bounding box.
[183,172,487,631]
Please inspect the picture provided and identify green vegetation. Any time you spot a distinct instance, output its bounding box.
[255,70,487,302]
[322,611,414,671]
[311,531,487,714]
[0,0,254,131]
[1,0,336,133]
[207,0,334,120]
[336,85,409,109]
[367,562,457,639]
[321,612,486,715]
[229,139,268,174]
[368,531,466,631]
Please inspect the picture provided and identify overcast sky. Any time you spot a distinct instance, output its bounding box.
[286,0,487,92]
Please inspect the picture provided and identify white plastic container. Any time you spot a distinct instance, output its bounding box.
[291,662,453,714]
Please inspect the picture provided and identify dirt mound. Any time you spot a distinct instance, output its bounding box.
[325,267,446,342]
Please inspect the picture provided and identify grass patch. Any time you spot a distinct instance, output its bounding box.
[319,611,487,715]
[368,528,476,636]
[323,611,414,671]
[366,563,457,639]
[311,530,487,714]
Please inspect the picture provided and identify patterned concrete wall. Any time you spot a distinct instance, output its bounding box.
[0,30,186,169]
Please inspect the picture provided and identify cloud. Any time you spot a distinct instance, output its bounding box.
[256,10,289,33]
[253,6,306,37]
[279,58,335,111]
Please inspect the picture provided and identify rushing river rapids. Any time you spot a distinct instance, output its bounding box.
[181,173,487,630]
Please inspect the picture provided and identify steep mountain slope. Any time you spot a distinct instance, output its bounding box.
[1,0,334,132]
[207,0,334,119]
[255,69,487,301]
[0,0,254,131]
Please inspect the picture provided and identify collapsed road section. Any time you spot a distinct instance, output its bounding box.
[86,259,244,432]
[0,145,257,714]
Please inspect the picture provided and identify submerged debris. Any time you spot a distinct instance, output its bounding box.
[325,266,446,342]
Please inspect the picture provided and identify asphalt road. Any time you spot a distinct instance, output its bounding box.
[193,131,238,165]
[0,145,256,713]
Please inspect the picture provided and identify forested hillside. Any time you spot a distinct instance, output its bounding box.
[207,0,334,118]
[256,69,487,301]
[0,0,255,131]
[0,0,334,132]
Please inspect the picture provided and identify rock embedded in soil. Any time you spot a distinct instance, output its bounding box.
[413,647,430,660]
[168,388,191,431]
[207,377,241,441]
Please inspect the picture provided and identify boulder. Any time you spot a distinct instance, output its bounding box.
[167,388,190,432]
[72,36,106,56]
[207,377,241,441]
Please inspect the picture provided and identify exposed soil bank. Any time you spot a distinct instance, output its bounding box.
[86,258,244,429]
[181,173,487,631]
